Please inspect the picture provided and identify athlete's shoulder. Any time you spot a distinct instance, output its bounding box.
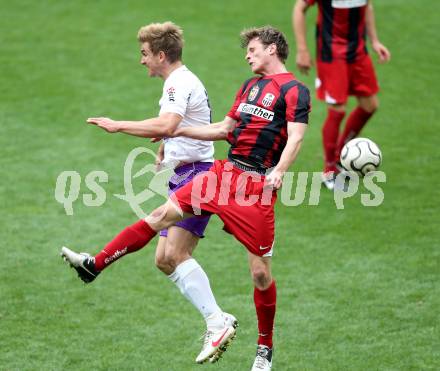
[268,72,305,91]
[278,74,310,103]
[165,66,207,98]
[239,76,260,93]
[292,78,310,92]
[285,72,308,87]
[167,66,200,86]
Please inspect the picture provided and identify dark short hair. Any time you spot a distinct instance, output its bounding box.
[240,26,289,63]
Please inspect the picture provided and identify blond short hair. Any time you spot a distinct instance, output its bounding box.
[137,21,184,63]
[240,26,289,63]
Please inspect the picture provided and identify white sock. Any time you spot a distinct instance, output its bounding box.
[167,270,185,293]
[169,258,224,328]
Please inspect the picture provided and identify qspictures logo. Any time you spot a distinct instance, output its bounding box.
[54,147,386,217]
[54,147,181,220]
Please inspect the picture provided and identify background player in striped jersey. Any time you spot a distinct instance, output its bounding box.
[293,0,390,189]
[61,22,237,364]
[61,25,310,370]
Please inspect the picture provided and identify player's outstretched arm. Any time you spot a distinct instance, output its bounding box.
[366,1,391,63]
[173,116,236,141]
[86,112,183,138]
[266,122,307,189]
[293,0,313,74]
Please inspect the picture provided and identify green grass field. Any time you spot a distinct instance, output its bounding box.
[1,1,439,370]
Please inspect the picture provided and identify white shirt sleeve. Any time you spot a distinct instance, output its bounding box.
[159,75,192,117]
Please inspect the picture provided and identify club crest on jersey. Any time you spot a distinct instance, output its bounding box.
[166,87,176,102]
[248,85,259,102]
[261,93,275,107]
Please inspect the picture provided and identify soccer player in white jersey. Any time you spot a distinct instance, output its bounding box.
[61,22,237,363]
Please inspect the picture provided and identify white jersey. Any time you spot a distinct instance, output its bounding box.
[159,65,214,167]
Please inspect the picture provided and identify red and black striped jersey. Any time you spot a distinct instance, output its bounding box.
[306,0,368,62]
[226,73,310,169]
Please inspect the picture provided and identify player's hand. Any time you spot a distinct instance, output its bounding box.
[296,50,313,75]
[87,117,120,133]
[265,169,284,190]
[169,128,182,137]
[150,137,162,143]
[372,41,391,63]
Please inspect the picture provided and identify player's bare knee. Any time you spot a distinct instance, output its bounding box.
[155,254,172,274]
[164,248,189,269]
[370,99,379,112]
[145,205,166,227]
[359,96,379,113]
[161,250,175,269]
[364,101,379,113]
[146,203,178,230]
[162,240,181,269]
[251,267,271,289]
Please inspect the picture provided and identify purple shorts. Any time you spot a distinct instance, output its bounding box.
[160,161,213,238]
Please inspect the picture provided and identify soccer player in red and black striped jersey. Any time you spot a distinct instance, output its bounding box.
[293,0,390,189]
[61,26,310,370]
[175,26,310,371]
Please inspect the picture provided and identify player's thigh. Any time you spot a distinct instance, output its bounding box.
[317,60,349,104]
[220,200,275,256]
[165,226,200,263]
[349,55,379,100]
[173,166,221,216]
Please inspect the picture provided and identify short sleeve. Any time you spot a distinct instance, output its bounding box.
[285,83,311,124]
[159,77,191,117]
[304,0,316,5]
